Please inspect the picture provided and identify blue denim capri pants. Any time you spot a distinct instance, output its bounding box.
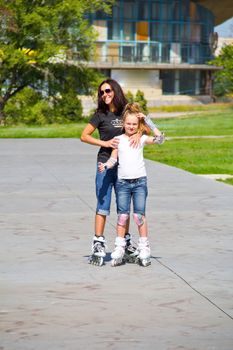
[116,176,148,215]
[95,164,118,216]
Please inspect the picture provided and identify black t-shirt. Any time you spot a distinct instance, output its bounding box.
[89,111,123,162]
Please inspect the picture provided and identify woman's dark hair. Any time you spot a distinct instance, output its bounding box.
[96,78,128,115]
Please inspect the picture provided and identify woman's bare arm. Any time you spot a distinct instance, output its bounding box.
[81,123,119,148]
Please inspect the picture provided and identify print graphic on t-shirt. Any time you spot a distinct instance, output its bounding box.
[111,118,123,128]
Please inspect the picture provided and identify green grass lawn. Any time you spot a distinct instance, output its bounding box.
[144,137,233,175]
[145,106,233,182]
[0,123,87,138]
[149,102,233,113]
[153,109,233,137]
[0,104,232,185]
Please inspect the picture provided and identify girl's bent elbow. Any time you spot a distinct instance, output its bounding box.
[80,134,86,142]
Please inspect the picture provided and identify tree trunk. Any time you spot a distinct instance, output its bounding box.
[0,102,5,126]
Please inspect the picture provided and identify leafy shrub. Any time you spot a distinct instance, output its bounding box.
[5,88,51,125]
[125,91,134,103]
[125,90,148,114]
[52,92,83,123]
[4,87,84,125]
[209,44,233,97]
[134,90,148,114]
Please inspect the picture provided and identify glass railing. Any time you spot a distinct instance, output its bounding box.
[86,41,212,65]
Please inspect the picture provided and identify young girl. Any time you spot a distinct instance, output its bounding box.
[98,103,164,267]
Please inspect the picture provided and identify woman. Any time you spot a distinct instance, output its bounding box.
[81,79,161,266]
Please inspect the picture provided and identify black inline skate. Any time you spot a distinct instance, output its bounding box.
[88,235,106,266]
[124,233,139,264]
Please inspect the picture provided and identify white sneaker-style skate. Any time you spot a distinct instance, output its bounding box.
[111,237,126,267]
[89,236,106,266]
[137,237,151,267]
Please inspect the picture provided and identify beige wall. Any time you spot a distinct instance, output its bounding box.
[111,69,162,98]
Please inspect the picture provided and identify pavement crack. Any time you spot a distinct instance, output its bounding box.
[156,258,233,321]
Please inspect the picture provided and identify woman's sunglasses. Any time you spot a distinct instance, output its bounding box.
[100,88,112,96]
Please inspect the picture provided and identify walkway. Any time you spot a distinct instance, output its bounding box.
[0,139,233,350]
[149,111,200,119]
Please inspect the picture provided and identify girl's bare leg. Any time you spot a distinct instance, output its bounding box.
[138,216,148,237]
[116,224,127,238]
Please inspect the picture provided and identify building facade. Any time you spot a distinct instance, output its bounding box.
[87,0,221,103]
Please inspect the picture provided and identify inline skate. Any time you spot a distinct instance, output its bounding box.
[111,237,126,267]
[137,237,151,267]
[88,235,106,266]
[124,233,139,263]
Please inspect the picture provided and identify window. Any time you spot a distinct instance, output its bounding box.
[161,24,172,42]
[172,24,180,42]
[181,45,189,63]
[123,22,134,41]
[161,43,170,62]
[108,21,120,40]
[180,70,196,94]
[161,3,171,21]
[123,1,134,19]
[180,1,189,20]
[151,43,160,62]
[112,4,120,20]
[180,23,190,43]
[172,1,180,21]
[150,23,159,41]
[137,43,150,62]
[160,70,175,94]
[190,24,201,43]
[151,2,159,20]
[122,45,134,62]
[138,2,148,20]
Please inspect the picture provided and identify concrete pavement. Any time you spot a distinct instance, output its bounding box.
[0,138,233,350]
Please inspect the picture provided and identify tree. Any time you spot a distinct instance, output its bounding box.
[209,44,233,96]
[0,0,113,123]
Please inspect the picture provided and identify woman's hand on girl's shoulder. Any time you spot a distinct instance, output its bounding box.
[104,137,119,149]
[129,132,141,148]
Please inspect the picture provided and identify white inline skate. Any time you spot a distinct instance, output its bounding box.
[111,237,126,267]
[124,233,139,263]
[137,237,151,267]
[88,235,106,266]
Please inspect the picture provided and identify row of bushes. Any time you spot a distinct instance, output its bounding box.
[5,88,83,125]
[4,87,148,126]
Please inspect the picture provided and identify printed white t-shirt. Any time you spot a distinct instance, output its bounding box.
[116,134,148,179]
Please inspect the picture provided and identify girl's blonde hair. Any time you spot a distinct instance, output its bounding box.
[122,103,147,134]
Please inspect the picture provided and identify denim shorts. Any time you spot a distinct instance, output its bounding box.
[95,164,117,216]
[116,176,148,215]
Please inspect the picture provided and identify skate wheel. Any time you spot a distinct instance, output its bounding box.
[88,256,104,266]
[124,254,139,264]
[111,258,124,267]
[111,259,116,267]
[141,258,151,267]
